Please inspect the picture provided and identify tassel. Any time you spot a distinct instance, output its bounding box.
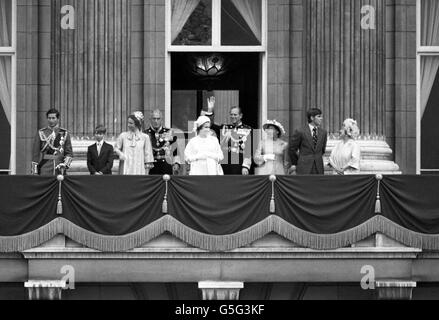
[162,175,171,214]
[269,175,276,214]
[56,175,64,215]
[162,197,168,214]
[375,174,383,214]
[270,197,275,213]
[57,199,63,215]
[375,196,381,214]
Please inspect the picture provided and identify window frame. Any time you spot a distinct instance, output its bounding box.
[165,0,268,129]
[0,0,17,175]
[166,0,267,52]
[416,0,439,174]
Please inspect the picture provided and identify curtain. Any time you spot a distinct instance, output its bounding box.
[230,0,261,43]
[421,0,439,118]
[421,57,439,118]
[422,0,439,46]
[0,0,11,124]
[171,0,200,43]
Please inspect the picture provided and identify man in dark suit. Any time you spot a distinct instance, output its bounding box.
[87,125,114,175]
[289,108,328,175]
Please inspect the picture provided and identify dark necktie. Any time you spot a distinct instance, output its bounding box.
[312,127,318,148]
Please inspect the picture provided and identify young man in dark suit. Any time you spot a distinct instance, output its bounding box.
[87,125,114,175]
[289,108,328,175]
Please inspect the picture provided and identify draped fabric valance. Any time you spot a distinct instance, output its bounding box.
[1,175,439,252]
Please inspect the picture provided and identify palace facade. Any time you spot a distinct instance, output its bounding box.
[1,0,439,300]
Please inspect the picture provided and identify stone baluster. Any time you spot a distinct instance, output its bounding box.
[198,281,244,300]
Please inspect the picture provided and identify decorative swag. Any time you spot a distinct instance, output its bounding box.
[0,175,439,252]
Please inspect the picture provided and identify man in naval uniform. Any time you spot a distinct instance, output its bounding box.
[220,106,253,175]
[31,109,73,176]
[145,109,181,175]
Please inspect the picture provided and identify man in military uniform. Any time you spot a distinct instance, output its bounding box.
[220,106,253,175]
[31,109,73,176]
[145,109,181,175]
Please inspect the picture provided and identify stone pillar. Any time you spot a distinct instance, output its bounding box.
[375,280,416,300]
[198,281,244,300]
[24,280,67,300]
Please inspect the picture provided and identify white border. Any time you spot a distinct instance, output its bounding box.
[0,0,16,175]
[165,0,267,129]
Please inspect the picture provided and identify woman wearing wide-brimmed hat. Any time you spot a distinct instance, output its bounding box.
[328,118,361,175]
[184,116,224,175]
[254,120,291,175]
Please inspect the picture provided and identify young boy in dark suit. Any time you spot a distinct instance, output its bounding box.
[87,125,114,175]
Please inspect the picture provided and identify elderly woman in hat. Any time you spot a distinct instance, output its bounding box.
[184,115,224,175]
[115,112,154,175]
[328,118,361,175]
[254,120,291,175]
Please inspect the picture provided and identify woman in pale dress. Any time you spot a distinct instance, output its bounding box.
[115,112,154,175]
[184,116,224,176]
[254,120,291,175]
[328,118,361,175]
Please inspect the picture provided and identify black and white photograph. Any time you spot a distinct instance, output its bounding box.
[1,0,439,307]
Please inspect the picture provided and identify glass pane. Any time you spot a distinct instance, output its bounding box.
[221,0,261,46]
[0,0,12,47]
[421,0,439,46]
[421,56,439,171]
[172,0,212,46]
[0,56,11,173]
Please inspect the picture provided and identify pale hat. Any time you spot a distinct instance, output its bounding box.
[263,120,286,137]
[193,115,211,132]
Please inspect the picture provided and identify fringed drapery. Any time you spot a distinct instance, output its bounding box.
[1,175,439,252]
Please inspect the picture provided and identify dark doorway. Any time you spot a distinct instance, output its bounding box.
[0,101,10,174]
[171,52,260,132]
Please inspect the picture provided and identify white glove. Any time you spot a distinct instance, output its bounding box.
[119,153,127,161]
[263,154,276,161]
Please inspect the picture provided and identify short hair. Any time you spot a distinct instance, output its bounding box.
[307,108,322,123]
[150,109,163,118]
[128,115,142,130]
[230,106,243,115]
[46,109,60,119]
[95,125,107,134]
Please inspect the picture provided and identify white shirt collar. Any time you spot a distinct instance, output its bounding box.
[309,123,317,133]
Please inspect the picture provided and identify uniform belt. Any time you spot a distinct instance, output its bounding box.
[154,159,168,163]
[43,155,59,160]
